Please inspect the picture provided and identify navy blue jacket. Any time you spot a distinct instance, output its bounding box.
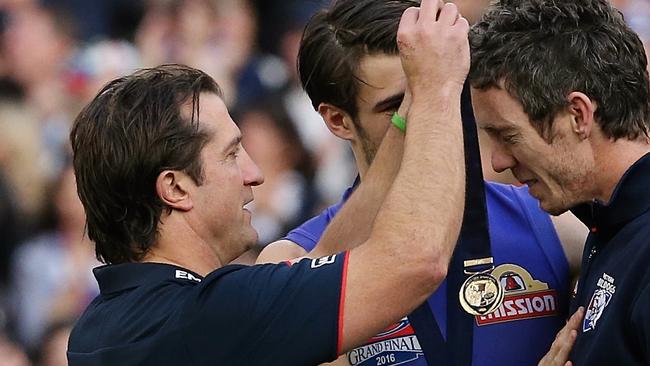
[68,255,347,365]
[570,153,650,365]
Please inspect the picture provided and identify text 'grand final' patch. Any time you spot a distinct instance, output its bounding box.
[347,317,425,366]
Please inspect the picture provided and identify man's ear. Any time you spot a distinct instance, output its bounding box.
[318,103,356,141]
[567,91,597,140]
[155,170,193,212]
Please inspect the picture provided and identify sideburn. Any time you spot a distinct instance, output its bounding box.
[353,119,378,165]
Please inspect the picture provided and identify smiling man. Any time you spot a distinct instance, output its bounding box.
[469,0,650,364]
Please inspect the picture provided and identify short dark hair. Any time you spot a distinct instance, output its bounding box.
[70,64,221,264]
[298,0,420,119]
[469,0,650,141]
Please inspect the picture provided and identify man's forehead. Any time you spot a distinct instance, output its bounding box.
[472,87,522,127]
[179,93,243,146]
[357,54,404,82]
[181,92,226,117]
[356,54,406,105]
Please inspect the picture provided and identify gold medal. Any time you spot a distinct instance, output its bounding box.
[458,271,504,316]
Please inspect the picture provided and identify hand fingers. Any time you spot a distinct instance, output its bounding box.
[552,329,577,365]
[397,0,471,90]
[397,7,420,52]
[558,307,584,339]
[555,307,583,348]
[568,307,585,328]
[554,307,584,362]
[418,0,444,23]
[398,7,420,34]
[539,336,567,366]
[438,2,460,26]
[453,16,470,36]
[539,308,584,366]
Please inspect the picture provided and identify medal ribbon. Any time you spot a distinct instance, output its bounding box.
[408,83,493,366]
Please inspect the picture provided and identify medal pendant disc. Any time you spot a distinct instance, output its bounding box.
[458,272,504,316]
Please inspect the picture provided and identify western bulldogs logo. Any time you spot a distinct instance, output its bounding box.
[583,273,616,332]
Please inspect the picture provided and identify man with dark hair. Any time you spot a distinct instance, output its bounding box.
[66,1,473,364]
[257,0,587,365]
[470,0,650,364]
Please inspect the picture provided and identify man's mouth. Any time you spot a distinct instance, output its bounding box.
[243,201,253,212]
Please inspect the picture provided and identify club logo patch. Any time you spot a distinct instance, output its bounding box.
[583,272,616,332]
[476,264,559,326]
[347,317,425,365]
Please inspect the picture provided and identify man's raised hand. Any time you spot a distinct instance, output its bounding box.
[396,0,470,95]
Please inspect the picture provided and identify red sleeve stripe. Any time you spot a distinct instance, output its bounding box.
[337,251,351,356]
[284,260,293,267]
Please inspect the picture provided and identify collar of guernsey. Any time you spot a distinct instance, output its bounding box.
[571,151,650,237]
[94,262,205,294]
[569,151,650,315]
[408,82,492,366]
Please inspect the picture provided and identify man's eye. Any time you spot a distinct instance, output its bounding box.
[382,104,401,115]
[482,128,497,138]
[501,134,518,144]
[229,147,241,159]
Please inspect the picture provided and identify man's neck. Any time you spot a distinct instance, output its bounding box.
[595,139,650,203]
[143,217,226,277]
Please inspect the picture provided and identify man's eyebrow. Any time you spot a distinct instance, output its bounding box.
[480,123,517,133]
[480,124,499,132]
[372,92,405,113]
[222,135,242,154]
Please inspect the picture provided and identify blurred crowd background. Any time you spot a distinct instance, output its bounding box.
[0,0,647,365]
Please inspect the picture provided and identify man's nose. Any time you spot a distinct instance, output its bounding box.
[491,144,516,173]
[241,147,264,186]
